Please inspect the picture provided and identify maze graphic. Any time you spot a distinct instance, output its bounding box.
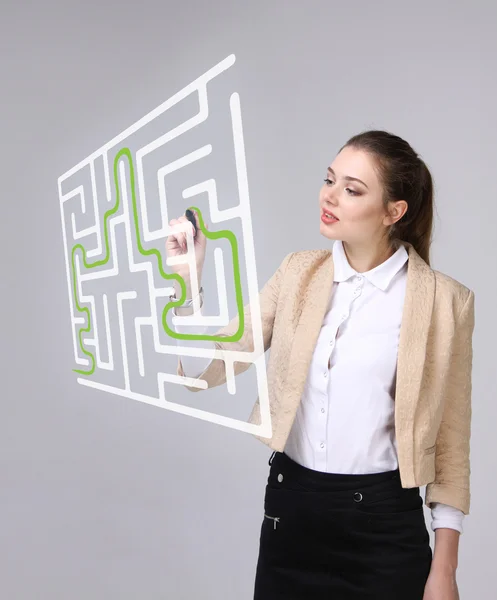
[58,54,272,438]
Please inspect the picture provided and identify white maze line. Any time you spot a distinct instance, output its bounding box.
[117,291,137,392]
[82,293,114,371]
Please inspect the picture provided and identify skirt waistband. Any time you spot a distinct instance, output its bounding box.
[267,451,416,504]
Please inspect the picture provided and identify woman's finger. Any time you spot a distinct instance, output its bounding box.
[169,215,199,251]
[169,218,185,249]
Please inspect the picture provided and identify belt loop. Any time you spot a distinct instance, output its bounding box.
[268,451,276,466]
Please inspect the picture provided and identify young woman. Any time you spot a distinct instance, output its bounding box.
[166,130,475,600]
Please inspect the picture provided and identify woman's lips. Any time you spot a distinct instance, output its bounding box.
[321,211,339,224]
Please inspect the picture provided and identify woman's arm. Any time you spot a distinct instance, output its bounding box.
[171,289,214,378]
[431,504,464,573]
[423,529,461,599]
[425,289,475,514]
[432,527,460,572]
[176,252,294,391]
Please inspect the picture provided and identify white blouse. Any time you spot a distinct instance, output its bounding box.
[172,240,464,533]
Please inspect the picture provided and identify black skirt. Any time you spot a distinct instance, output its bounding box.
[253,451,432,600]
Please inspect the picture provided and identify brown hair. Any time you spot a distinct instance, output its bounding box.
[339,130,434,266]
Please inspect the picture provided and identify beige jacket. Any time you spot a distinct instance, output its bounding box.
[177,241,475,514]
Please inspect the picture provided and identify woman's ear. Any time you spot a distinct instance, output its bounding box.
[386,199,408,226]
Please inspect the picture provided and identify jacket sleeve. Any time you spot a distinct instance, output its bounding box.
[176,252,294,392]
[425,289,475,515]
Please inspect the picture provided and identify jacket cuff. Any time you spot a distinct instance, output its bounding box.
[425,482,470,515]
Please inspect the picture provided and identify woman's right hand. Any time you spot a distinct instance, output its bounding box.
[165,209,208,296]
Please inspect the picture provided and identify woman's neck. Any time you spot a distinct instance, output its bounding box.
[341,239,398,273]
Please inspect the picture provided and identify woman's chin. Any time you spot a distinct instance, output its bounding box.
[320,224,340,241]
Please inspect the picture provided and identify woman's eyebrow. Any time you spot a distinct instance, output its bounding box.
[327,167,369,189]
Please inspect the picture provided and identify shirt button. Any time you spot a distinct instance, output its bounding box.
[321,408,325,413]
[324,371,328,377]
[277,473,284,483]
[329,340,334,346]
[320,442,325,449]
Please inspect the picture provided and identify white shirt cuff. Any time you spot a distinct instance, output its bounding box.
[430,502,465,534]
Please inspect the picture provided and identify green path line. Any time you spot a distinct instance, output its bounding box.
[71,146,244,376]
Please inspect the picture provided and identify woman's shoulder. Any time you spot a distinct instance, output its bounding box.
[432,268,474,305]
[284,248,332,270]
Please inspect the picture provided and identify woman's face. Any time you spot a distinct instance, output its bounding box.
[319,146,405,245]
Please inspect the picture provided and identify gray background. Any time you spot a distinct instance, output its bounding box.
[1,1,495,598]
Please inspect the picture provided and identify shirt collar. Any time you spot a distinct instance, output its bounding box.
[332,239,408,291]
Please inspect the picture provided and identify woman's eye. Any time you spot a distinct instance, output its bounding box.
[323,178,358,196]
